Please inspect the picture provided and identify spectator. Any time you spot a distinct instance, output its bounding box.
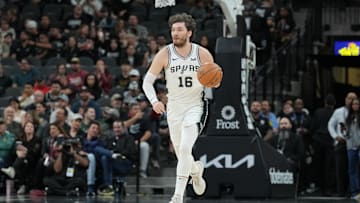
[8,97,26,124]
[33,33,53,61]
[0,118,15,171]
[100,120,137,195]
[39,15,52,34]
[71,86,102,120]
[48,64,69,88]
[105,38,122,63]
[0,18,16,42]
[114,63,132,89]
[1,33,14,58]
[311,94,337,196]
[18,82,35,109]
[110,93,127,120]
[268,116,304,171]
[250,100,273,140]
[98,7,116,32]
[10,121,42,195]
[344,98,360,200]
[13,58,39,87]
[127,14,148,40]
[189,0,207,22]
[0,64,13,96]
[123,81,142,106]
[48,25,66,58]
[120,44,144,67]
[65,5,93,32]
[84,73,102,100]
[261,100,279,133]
[61,36,80,61]
[3,106,22,139]
[45,80,66,111]
[328,92,358,197]
[143,39,159,68]
[67,57,88,91]
[77,24,96,58]
[94,59,112,95]
[33,76,51,94]
[49,94,75,125]
[127,102,151,178]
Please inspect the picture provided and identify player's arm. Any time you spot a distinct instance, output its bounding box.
[198,46,214,65]
[142,47,168,114]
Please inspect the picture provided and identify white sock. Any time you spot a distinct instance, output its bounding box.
[174,176,188,197]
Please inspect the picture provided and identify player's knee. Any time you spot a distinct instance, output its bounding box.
[178,145,192,157]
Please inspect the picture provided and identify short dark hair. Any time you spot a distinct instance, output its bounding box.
[168,13,196,39]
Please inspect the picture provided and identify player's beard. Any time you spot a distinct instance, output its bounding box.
[173,36,187,48]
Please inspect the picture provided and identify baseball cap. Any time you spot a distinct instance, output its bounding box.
[70,57,80,64]
[128,81,139,90]
[103,107,120,118]
[59,94,69,102]
[129,69,140,77]
[136,94,148,102]
[72,114,83,121]
[111,93,123,101]
[79,86,89,92]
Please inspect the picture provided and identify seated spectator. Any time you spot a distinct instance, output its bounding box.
[0,18,16,42]
[67,57,88,91]
[45,80,67,112]
[0,64,13,96]
[127,102,151,178]
[261,100,279,133]
[33,33,53,61]
[127,14,148,40]
[61,36,80,61]
[0,118,16,170]
[123,81,142,105]
[268,116,305,171]
[251,100,273,140]
[48,64,69,87]
[94,59,112,95]
[71,86,102,120]
[84,73,102,101]
[100,120,137,195]
[18,82,35,109]
[113,63,132,89]
[3,106,22,139]
[105,38,122,63]
[6,121,42,195]
[65,5,93,32]
[1,33,14,58]
[12,58,39,88]
[33,76,50,94]
[8,97,26,124]
[10,31,34,61]
[49,94,75,125]
[80,107,97,132]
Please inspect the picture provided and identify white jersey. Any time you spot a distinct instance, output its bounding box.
[165,43,204,104]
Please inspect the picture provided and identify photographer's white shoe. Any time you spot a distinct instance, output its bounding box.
[190,161,206,195]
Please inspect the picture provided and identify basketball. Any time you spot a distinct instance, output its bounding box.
[197,63,223,88]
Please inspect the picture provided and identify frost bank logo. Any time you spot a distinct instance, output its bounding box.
[216,105,240,129]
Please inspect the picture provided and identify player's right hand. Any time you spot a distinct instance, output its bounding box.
[152,101,166,114]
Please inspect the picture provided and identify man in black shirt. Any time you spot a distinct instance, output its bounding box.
[251,100,273,140]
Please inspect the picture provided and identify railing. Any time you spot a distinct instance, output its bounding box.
[249,28,302,107]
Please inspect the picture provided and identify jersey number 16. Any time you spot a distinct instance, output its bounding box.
[178,76,192,87]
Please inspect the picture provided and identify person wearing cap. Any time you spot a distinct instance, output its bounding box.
[123,81,142,105]
[12,58,39,88]
[49,94,75,126]
[67,57,88,91]
[94,59,112,95]
[71,86,102,120]
[129,68,141,83]
[110,93,128,120]
[0,118,16,169]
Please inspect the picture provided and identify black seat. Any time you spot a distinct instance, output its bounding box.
[1,58,18,67]
[170,4,190,15]
[45,57,67,66]
[148,7,169,22]
[4,87,22,98]
[131,2,148,22]
[101,57,117,67]
[79,57,94,66]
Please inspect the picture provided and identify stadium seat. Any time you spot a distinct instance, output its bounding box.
[148,7,169,22]
[62,4,74,20]
[22,4,41,20]
[170,4,191,15]
[28,57,42,67]
[79,57,94,66]
[1,58,18,67]
[101,57,117,67]
[4,87,22,98]
[0,97,11,108]
[131,2,148,22]
[45,57,67,66]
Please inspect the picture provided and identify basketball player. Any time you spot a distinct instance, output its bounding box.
[142,13,220,203]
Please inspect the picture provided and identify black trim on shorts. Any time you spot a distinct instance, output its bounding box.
[198,92,208,135]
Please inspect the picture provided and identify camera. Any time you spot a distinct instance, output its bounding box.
[57,137,81,153]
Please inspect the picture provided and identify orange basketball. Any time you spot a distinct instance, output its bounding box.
[197,63,223,88]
